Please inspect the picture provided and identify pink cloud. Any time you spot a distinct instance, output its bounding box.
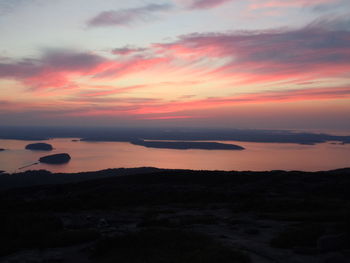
[93,56,171,79]
[78,85,146,97]
[97,86,350,117]
[1,17,349,103]
[1,84,349,122]
[0,49,108,90]
[140,115,193,120]
[0,49,170,90]
[154,21,350,84]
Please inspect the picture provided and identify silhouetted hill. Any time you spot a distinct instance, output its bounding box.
[0,167,166,190]
[1,168,350,262]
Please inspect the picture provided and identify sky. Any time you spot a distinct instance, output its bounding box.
[0,0,350,131]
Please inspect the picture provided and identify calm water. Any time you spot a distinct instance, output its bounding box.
[0,138,349,173]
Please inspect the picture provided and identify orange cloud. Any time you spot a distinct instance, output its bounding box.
[62,86,350,118]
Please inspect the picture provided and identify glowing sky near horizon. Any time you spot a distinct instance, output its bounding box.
[0,0,350,130]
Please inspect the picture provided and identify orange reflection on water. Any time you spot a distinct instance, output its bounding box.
[0,138,349,173]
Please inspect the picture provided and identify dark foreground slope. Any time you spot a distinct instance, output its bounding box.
[1,168,350,262]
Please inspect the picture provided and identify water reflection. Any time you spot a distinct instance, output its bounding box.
[0,138,349,173]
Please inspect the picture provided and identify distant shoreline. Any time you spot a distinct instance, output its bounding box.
[2,136,349,145]
[1,127,350,145]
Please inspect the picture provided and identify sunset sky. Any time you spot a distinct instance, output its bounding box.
[0,0,350,131]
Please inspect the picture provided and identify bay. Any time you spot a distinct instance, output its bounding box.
[0,138,349,173]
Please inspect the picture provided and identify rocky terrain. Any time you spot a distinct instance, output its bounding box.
[0,168,349,263]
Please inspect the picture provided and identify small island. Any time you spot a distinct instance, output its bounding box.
[130,139,245,150]
[0,148,5,151]
[25,143,53,151]
[39,153,71,164]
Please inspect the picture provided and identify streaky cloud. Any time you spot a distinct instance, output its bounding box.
[154,16,350,83]
[0,49,107,90]
[78,85,147,98]
[112,46,147,56]
[1,16,349,95]
[1,85,349,123]
[189,0,232,9]
[87,3,173,27]
[306,14,350,31]
[41,49,105,71]
[0,49,167,90]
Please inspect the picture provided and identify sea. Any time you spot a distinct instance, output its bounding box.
[1,138,349,173]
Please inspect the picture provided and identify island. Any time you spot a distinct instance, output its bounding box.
[25,143,53,151]
[0,148,5,151]
[130,139,245,150]
[39,153,71,164]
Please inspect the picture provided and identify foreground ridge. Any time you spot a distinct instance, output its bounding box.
[0,168,350,262]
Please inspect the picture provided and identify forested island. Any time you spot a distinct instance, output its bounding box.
[25,143,53,151]
[130,139,245,150]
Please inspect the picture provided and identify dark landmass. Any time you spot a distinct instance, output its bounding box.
[0,148,5,151]
[25,143,53,151]
[0,168,350,262]
[131,139,245,150]
[39,153,71,164]
[80,128,350,145]
[0,167,165,190]
[1,126,350,144]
